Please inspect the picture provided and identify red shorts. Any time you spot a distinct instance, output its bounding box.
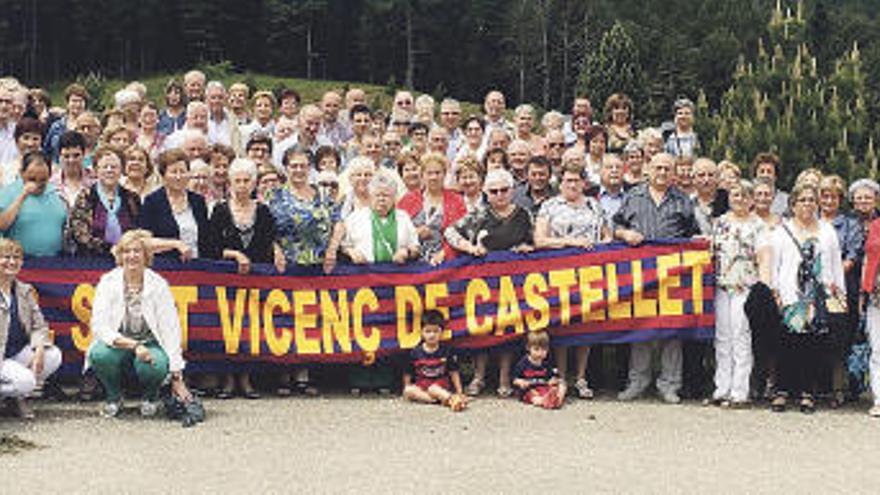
[522,385,562,409]
[415,377,451,392]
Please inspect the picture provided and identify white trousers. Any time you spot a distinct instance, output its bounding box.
[866,306,880,406]
[0,345,62,398]
[713,290,753,402]
[627,339,682,395]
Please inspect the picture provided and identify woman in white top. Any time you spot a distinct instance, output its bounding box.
[768,183,845,413]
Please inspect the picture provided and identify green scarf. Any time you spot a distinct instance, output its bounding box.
[371,209,398,262]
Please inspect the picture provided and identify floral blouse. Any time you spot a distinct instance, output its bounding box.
[537,196,606,243]
[712,213,765,291]
[269,186,340,265]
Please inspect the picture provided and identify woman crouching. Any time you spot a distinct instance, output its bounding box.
[86,229,192,418]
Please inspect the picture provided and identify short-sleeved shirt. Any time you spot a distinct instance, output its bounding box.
[0,178,67,256]
[407,344,459,381]
[612,184,699,240]
[713,214,766,291]
[537,195,605,243]
[269,186,341,265]
[512,355,558,390]
[448,204,533,251]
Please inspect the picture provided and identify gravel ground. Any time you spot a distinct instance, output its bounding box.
[2,394,880,495]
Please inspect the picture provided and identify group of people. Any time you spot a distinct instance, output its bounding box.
[1,70,880,420]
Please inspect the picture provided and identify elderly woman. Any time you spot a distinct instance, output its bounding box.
[859,197,880,417]
[446,168,533,397]
[121,145,160,201]
[768,183,845,413]
[339,156,376,219]
[206,158,284,400]
[69,147,141,257]
[139,149,209,260]
[397,152,423,195]
[256,165,281,203]
[819,175,865,405]
[622,141,645,186]
[0,151,68,257]
[136,102,164,161]
[188,159,213,211]
[0,239,63,419]
[455,115,485,164]
[455,157,485,212]
[342,170,420,264]
[208,144,234,202]
[604,93,635,154]
[710,180,768,407]
[535,163,609,399]
[398,152,466,265]
[513,104,545,155]
[157,79,186,136]
[753,177,781,228]
[86,230,193,418]
[269,147,344,396]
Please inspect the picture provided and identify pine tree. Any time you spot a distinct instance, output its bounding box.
[577,21,644,122]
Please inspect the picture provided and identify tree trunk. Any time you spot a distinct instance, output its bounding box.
[307,22,313,79]
[560,0,569,106]
[404,0,414,89]
[541,0,550,109]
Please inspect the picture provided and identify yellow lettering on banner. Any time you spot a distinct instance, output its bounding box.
[353,288,380,352]
[170,286,198,351]
[523,273,549,331]
[70,284,95,352]
[657,253,683,316]
[465,278,493,335]
[248,289,262,355]
[424,283,451,339]
[683,250,711,314]
[495,276,524,335]
[631,260,657,318]
[605,263,632,319]
[320,290,351,354]
[395,286,422,349]
[548,269,577,325]
[578,266,605,322]
[216,287,247,354]
[263,289,292,356]
[293,290,320,354]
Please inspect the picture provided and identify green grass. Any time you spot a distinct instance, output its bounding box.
[40,65,482,116]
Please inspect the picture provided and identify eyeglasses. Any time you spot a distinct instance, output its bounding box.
[318,181,339,188]
[548,142,565,148]
[796,197,817,204]
[487,187,510,195]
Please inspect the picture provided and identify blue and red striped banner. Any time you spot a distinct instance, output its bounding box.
[21,239,714,373]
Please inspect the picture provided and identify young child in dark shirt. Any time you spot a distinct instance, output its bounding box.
[512,331,565,409]
[402,309,467,411]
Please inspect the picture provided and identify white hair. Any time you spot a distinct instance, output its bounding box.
[186,100,208,117]
[228,158,258,181]
[483,168,514,192]
[369,169,399,196]
[114,89,140,109]
[347,156,376,175]
[206,80,226,94]
[189,158,210,173]
[514,104,534,117]
[180,128,207,146]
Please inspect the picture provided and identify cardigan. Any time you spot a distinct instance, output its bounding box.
[85,267,185,372]
[397,189,466,261]
[0,280,50,357]
[139,187,210,258]
[68,184,141,257]
[204,201,278,263]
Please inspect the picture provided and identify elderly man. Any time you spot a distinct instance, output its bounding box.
[427,127,449,156]
[513,156,555,214]
[318,91,352,147]
[392,91,415,121]
[507,139,532,184]
[205,81,243,154]
[183,70,207,102]
[0,85,17,165]
[613,152,700,404]
[595,154,626,222]
[482,91,514,146]
[163,101,209,152]
[439,98,462,161]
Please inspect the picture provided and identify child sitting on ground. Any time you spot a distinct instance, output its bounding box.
[402,309,467,411]
[512,331,565,409]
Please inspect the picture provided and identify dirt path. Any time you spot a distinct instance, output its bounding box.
[2,396,880,494]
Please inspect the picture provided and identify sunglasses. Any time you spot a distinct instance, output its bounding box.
[548,142,565,148]
[318,181,339,188]
[487,187,510,195]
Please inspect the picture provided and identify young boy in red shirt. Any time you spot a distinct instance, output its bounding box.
[402,309,467,411]
[512,331,565,409]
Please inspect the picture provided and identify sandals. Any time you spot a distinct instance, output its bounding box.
[496,385,513,398]
[465,378,484,396]
[215,388,234,400]
[799,395,816,414]
[770,394,787,413]
[574,379,594,400]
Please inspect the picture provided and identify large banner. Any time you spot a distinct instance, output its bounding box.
[22,240,714,373]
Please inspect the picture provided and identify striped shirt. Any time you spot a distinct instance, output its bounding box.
[612,184,699,240]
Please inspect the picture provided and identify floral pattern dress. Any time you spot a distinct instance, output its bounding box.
[712,214,765,292]
[269,186,340,265]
